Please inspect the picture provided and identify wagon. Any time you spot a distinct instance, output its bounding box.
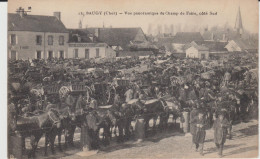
[25,67,43,83]
[87,82,110,106]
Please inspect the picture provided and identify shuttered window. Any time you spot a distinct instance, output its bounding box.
[74,49,78,58]
[96,48,99,57]
[59,36,64,45]
[48,35,53,45]
[11,34,16,45]
[36,35,42,45]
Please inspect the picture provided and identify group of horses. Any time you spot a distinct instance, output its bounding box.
[8,94,183,158]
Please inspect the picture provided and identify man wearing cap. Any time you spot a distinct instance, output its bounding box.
[193,110,207,156]
[213,111,230,157]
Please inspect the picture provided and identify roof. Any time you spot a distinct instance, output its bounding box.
[173,32,204,44]
[184,41,199,50]
[232,38,258,50]
[117,51,153,57]
[8,13,68,33]
[203,41,228,52]
[86,28,147,50]
[202,29,240,42]
[68,29,101,43]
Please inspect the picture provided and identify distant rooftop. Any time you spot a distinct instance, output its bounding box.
[173,32,204,44]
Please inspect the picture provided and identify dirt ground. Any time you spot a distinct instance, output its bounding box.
[24,118,258,159]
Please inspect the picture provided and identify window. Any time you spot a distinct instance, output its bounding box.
[74,49,78,58]
[96,48,99,58]
[10,34,16,45]
[48,35,53,45]
[59,51,64,59]
[85,49,89,59]
[48,51,53,59]
[36,35,42,45]
[11,51,16,60]
[36,51,41,59]
[59,36,64,45]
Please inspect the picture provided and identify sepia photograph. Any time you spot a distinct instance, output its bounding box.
[7,0,259,158]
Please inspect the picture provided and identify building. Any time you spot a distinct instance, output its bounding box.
[234,6,244,36]
[86,27,148,51]
[155,37,175,52]
[186,43,209,59]
[67,29,116,59]
[172,32,204,53]
[203,41,228,54]
[225,39,258,53]
[8,8,69,60]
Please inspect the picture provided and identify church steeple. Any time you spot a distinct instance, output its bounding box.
[78,19,82,29]
[234,6,243,36]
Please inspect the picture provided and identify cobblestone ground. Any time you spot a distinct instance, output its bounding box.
[29,119,258,159]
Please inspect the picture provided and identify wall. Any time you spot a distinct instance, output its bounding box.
[198,50,209,59]
[68,43,116,59]
[8,31,69,60]
[186,47,199,58]
[186,47,209,59]
[172,43,185,53]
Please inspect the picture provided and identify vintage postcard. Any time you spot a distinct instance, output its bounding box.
[7,0,258,158]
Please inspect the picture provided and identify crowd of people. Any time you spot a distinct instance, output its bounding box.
[8,53,258,157]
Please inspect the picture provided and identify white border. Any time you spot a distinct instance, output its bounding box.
[0,2,8,159]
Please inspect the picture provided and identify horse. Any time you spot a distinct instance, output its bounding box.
[95,109,117,146]
[11,108,61,158]
[142,98,169,136]
[81,110,112,150]
[45,103,76,152]
[111,101,143,142]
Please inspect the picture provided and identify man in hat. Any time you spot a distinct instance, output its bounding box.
[193,110,207,156]
[178,84,188,110]
[125,87,134,103]
[89,97,98,110]
[65,93,76,111]
[213,111,230,157]
[223,71,231,86]
[190,104,198,149]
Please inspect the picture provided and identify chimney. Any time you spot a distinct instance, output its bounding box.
[17,7,25,18]
[77,35,81,42]
[211,33,214,41]
[222,34,226,41]
[53,12,61,21]
[94,28,100,38]
[78,20,82,29]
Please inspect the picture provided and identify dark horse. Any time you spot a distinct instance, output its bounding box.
[111,100,143,142]
[142,98,169,136]
[45,104,77,152]
[11,108,61,158]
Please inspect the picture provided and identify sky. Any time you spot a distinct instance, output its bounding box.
[8,0,259,34]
